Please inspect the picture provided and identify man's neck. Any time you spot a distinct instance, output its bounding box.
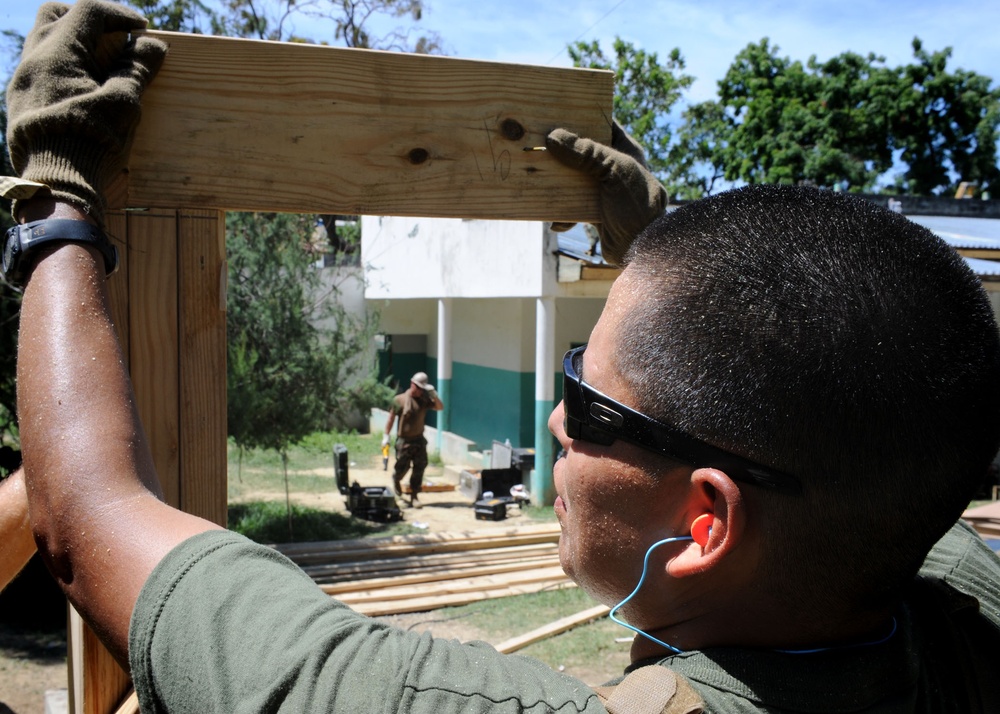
[628,603,897,661]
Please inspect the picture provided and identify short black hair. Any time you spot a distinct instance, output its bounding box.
[616,185,1000,610]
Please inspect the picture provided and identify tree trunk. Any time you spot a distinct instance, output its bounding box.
[282,451,294,540]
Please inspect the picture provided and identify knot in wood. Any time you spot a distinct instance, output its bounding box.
[408,148,430,165]
[500,119,525,141]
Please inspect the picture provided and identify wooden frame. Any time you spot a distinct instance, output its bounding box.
[75,31,613,714]
[117,31,613,222]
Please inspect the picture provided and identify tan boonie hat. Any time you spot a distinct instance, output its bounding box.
[0,176,49,200]
[411,372,434,391]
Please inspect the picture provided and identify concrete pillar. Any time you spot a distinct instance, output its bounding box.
[532,297,556,506]
[436,298,452,453]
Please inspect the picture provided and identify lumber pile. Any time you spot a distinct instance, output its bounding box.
[273,523,573,616]
[963,500,1000,539]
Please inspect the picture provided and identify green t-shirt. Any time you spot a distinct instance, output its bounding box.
[129,530,606,713]
[129,521,1000,713]
[625,520,1000,713]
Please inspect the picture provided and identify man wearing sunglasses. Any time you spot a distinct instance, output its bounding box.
[9,2,1000,712]
[547,186,1000,711]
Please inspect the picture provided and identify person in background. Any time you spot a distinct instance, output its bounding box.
[383,372,443,507]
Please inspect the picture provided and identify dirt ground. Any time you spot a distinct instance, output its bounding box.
[265,458,542,533]
[0,459,590,713]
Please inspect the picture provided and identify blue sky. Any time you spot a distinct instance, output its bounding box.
[4,0,1000,104]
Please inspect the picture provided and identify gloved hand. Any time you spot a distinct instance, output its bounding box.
[5,0,168,226]
[546,121,667,266]
[381,434,390,447]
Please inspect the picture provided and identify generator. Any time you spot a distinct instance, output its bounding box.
[334,443,402,522]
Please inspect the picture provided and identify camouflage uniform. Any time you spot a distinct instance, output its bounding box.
[394,436,429,497]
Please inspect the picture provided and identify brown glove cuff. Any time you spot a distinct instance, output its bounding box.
[13,142,110,225]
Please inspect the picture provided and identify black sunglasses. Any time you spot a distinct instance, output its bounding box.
[562,345,802,495]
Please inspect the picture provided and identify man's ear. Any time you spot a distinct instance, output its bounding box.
[666,468,745,578]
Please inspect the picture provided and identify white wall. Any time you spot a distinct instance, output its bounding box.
[363,216,547,299]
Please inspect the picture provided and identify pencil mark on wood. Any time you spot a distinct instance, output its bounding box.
[482,119,511,181]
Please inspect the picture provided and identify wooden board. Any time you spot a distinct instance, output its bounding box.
[73,210,227,714]
[122,31,613,222]
[494,604,611,654]
[129,211,180,507]
[178,210,228,526]
[319,556,561,594]
[351,579,577,616]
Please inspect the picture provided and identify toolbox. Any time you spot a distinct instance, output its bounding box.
[346,483,403,522]
[474,496,515,521]
[334,443,402,522]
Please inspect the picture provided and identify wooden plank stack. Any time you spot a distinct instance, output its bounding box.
[272,523,573,616]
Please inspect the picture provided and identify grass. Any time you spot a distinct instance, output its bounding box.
[227,430,382,503]
[226,430,419,543]
[423,587,630,682]
[228,501,417,543]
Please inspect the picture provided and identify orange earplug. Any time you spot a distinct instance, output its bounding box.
[691,514,713,547]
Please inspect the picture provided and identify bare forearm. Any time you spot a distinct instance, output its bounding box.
[0,469,36,591]
[17,200,220,662]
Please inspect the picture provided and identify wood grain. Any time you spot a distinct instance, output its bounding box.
[178,210,228,526]
[123,31,613,221]
[128,211,180,506]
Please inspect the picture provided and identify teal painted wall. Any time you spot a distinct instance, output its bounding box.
[382,352,564,456]
[445,362,563,453]
[379,344,435,428]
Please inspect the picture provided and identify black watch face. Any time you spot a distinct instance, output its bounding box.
[2,232,18,276]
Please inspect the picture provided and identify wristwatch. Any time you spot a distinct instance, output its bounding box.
[2,219,118,287]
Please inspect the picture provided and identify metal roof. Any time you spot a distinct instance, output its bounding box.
[908,215,1000,250]
[555,213,1000,279]
[962,256,1000,277]
[554,223,603,264]
[906,215,1000,280]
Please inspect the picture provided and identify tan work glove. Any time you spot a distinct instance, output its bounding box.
[5,0,167,226]
[546,122,667,266]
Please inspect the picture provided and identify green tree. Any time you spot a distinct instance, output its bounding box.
[568,37,693,181]
[676,37,1000,196]
[668,99,728,199]
[127,0,442,50]
[891,39,1000,196]
[226,212,389,535]
[684,39,895,191]
[803,51,897,190]
[125,0,218,33]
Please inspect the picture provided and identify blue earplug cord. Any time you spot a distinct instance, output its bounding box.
[609,534,898,656]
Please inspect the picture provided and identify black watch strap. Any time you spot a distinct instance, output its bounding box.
[2,219,118,287]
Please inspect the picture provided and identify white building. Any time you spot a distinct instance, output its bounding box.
[361,211,1000,505]
[362,216,616,503]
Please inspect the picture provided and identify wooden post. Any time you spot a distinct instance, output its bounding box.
[71,210,227,714]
